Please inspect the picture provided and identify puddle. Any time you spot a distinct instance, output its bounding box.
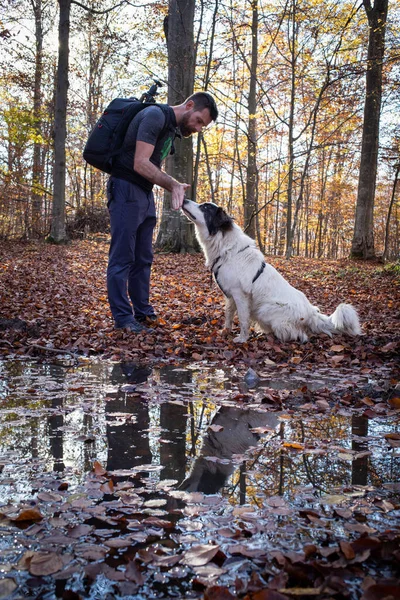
[0,358,399,599]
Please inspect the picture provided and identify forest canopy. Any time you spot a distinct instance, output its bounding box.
[0,0,399,259]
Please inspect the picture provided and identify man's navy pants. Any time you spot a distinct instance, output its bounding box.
[107,176,156,328]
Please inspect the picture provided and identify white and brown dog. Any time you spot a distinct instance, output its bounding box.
[182,199,361,343]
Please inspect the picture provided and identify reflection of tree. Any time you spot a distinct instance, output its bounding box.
[159,367,191,482]
[47,396,65,472]
[106,364,152,473]
[351,414,369,486]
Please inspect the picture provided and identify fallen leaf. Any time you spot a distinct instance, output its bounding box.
[29,551,63,576]
[181,544,220,566]
[339,540,355,559]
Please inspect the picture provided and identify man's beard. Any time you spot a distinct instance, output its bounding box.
[180,111,196,137]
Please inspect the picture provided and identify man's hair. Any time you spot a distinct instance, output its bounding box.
[185,92,218,122]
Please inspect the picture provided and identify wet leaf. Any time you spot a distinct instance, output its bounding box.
[248,590,290,599]
[29,551,63,576]
[204,585,236,600]
[0,579,17,599]
[209,424,224,432]
[283,441,304,450]
[361,584,400,600]
[339,540,355,559]
[92,460,107,476]
[181,544,220,566]
[8,507,43,522]
[388,397,400,408]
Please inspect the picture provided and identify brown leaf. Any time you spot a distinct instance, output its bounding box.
[29,551,63,576]
[92,460,107,476]
[0,579,17,599]
[249,590,290,600]
[361,584,400,600]
[283,441,304,450]
[209,424,224,432]
[339,540,355,560]
[181,544,220,566]
[9,507,43,522]
[388,397,400,408]
[204,586,236,600]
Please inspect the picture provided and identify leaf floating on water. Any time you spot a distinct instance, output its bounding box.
[181,544,220,566]
[29,551,63,576]
[7,507,44,522]
[92,460,107,476]
[0,579,17,599]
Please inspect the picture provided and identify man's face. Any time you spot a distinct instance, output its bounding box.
[180,105,213,138]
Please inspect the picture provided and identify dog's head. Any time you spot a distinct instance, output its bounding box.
[182,199,233,236]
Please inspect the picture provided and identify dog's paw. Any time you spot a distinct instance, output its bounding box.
[233,334,248,343]
[220,327,231,336]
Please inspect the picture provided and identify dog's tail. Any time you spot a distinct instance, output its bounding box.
[329,303,361,336]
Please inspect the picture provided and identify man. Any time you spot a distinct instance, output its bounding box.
[107,92,218,333]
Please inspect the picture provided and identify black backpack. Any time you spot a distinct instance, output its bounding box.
[83,97,173,174]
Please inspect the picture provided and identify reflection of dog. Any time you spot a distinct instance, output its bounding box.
[182,200,361,343]
[180,407,279,494]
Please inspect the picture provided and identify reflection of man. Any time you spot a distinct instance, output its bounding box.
[180,407,279,494]
[107,363,152,472]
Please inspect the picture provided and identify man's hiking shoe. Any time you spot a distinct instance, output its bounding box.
[136,314,158,325]
[115,320,151,334]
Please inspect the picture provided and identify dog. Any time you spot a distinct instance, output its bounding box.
[182,199,361,343]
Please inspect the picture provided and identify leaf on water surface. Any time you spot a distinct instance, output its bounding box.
[247,589,290,599]
[100,479,114,494]
[320,494,348,505]
[388,396,400,408]
[29,551,64,576]
[92,460,107,476]
[278,588,322,596]
[37,491,63,502]
[339,540,355,560]
[6,507,43,522]
[209,424,224,432]
[204,585,236,600]
[181,544,220,566]
[68,524,94,538]
[0,579,17,599]
[283,441,304,450]
[360,583,400,600]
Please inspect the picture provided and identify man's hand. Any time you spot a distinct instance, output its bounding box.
[134,141,190,209]
[171,182,190,210]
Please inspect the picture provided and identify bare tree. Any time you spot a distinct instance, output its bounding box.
[351,0,389,259]
[49,0,70,243]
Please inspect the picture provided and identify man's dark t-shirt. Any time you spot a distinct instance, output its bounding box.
[111,105,177,192]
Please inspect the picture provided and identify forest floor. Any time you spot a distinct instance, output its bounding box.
[0,239,399,600]
[0,237,399,370]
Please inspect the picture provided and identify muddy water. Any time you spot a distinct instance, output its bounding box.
[0,358,399,599]
[0,359,398,504]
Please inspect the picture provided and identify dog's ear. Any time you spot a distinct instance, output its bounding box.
[209,207,233,236]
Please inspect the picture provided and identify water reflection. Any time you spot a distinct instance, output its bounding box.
[180,407,279,494]
[0,359,398,507]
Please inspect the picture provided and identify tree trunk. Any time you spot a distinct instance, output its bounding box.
[285,0,296,259]
[351,0,388,259]
[383,163,400,261]
[155,0,197,253]
[31,0,44,238]
[244,0,258,240]
[49,0,71,243]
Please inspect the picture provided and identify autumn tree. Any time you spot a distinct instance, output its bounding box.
[155,0,197,253]
[351,0,389,259]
